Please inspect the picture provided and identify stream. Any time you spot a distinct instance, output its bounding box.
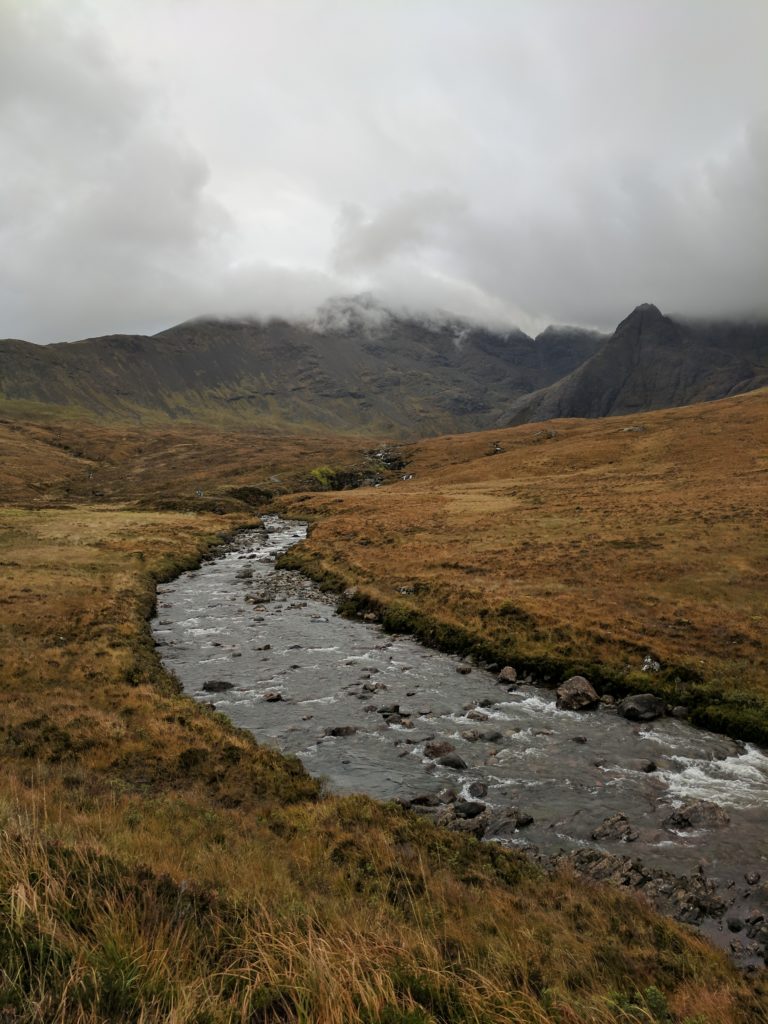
[152,516,768,967]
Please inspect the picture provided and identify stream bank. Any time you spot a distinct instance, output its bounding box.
[152,516,768,968]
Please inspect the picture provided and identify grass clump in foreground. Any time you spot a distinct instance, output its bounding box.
[0,504,766,1022]
[278,390,768,745]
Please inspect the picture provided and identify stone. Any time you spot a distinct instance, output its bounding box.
[671,705,690,719]
[662,799,730,830]
[325,725,357,737]
[591,813,639,843]
[262,690,283,702]
[454,800,486,819]
[484,807,534,838]
[572,735,588,744]
[497,665,518,685]
[424,740,455,759]
[745,872,761,886]
[456,664,472,675]
[437,787,458,803]
[617,693,666,722]
[468,781,488,798]
[726,917,744,933]
[478,729,504,743]
[555,676,599,711]
[202,680,233,692]
[466,709,489,722]
[408,793,440,807]
[436,753,468,770]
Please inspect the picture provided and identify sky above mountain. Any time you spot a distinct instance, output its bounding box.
[2,0,766,342]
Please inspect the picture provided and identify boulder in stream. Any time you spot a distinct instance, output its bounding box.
[424,740,455,759]
[591,813,639,843]
[617,693,666,722]
[497,665,518,685]
[662,799,730,830]
[436,752,468,770]
[555,676,599,711]
[202,680,234,693]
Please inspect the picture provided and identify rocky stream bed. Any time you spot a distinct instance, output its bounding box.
[152,516,768,969]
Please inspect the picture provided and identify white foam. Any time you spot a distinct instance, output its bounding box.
[659,744,768,809]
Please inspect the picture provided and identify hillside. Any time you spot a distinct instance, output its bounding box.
[506,303,768,424]
[0,297,604,437]
[279,386,768,743]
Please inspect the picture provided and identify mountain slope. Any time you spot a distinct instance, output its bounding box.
[504,303,768,424]
[0,298,604,437]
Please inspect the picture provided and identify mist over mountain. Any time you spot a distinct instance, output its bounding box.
[0,297,604,437]
[504,304,768,425]
[2,297,765,438]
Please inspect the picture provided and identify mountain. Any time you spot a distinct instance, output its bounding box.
[504,303,768,425]
[0,297,604,437]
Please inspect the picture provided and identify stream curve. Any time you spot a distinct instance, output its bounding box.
[152,516,768,966]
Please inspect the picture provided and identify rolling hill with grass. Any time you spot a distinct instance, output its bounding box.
[0,296,604,436]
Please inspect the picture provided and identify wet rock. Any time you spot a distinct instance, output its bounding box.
[202,680,234,693]
[378,703,400,715]
[556,676,599,711]
[592,813,639,843]
[462,730,481,742]
[627,759,657,773]
[424,740,455,759]
[484,807,533,838]
[468,781,488,798]
[662,799,730,830]
[325,726,358,737]
[727,917,745,933]
[497,665,517,685]
[408,792,440,807]
[437,787,458,803]
[572,735,588,744]
[617,693,666,722]
[456,664,472,675]
[671,705,690,719]
[599,694,615,706]
[436,753,468,770]
[262,690,284,702]
[745,872,761,886]
[478,729,504,743]
[454,800,486,819]
[466,709,489,722]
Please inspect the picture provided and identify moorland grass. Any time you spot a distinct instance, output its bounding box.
[277,390,768,744]
[0,505,764,1022]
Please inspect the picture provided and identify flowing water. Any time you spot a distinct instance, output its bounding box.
[152,516,768,962]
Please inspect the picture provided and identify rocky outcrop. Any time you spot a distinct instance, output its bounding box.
[591,813,639,843]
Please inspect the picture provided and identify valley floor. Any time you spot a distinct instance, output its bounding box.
[0,389,766,1021]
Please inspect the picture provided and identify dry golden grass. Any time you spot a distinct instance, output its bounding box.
[0,418,372,505]
[279,389,768,741]
[0,504,764,1021]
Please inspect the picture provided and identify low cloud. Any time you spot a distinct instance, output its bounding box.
[1,0,766,342]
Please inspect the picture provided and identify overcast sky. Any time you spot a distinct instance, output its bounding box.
[2,0,766,342]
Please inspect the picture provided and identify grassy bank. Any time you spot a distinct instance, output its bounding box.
[0,504,765,1021]
[277,390,768,745]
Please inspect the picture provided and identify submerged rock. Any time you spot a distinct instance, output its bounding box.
[617,693,666,722]
[202,679,233,693]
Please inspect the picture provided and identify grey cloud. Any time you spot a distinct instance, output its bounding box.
[1,0,766,342]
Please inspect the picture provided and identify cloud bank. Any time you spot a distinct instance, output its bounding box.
[1,0,766,342]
